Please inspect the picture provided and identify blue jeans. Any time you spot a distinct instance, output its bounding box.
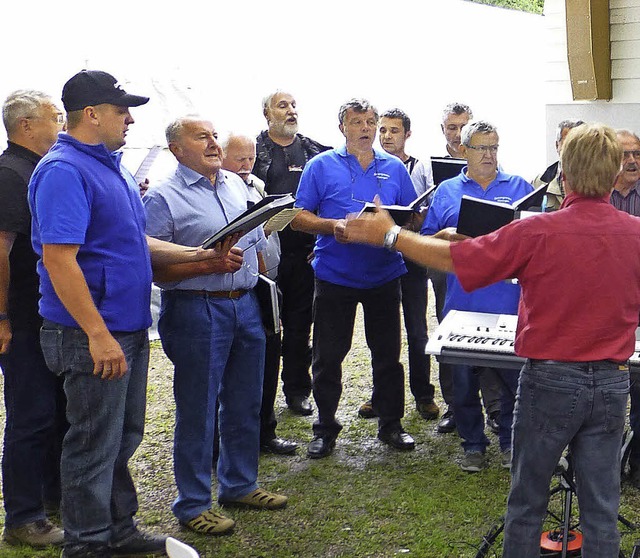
[40,322,148,546]
[452,364,518,452]
[1,327,67,528]
[627,370,640,472]
[503,360,629,558]
[159,290,265,522]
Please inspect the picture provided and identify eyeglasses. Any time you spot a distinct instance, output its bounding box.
[623,150,640,159]
[27,114,65,125]
[466,144,499,154]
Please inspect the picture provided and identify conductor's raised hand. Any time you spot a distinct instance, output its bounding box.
[333,219,349,243]
[344,197,395,247]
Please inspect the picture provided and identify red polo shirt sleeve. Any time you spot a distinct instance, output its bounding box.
[450,219,530,293]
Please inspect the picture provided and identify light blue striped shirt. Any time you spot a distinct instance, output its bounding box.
[143,164,266,291]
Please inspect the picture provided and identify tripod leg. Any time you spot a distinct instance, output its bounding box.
[561,486,573,558]
[475,516,505,558]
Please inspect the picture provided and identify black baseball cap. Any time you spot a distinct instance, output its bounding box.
[62,70,149,112]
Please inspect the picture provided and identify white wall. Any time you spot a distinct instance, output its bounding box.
[544,0,640,162]
[1,0,546,179]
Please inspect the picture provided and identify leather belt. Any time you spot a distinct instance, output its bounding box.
[173,289,249,299]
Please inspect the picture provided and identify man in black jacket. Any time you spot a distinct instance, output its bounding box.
[254,91,330,416]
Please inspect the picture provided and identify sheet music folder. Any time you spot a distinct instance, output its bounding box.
[255,274,280,334]
[456,183,548,238]
[359,184,437,226]
[201,194,295,249]
[431,157,466,185]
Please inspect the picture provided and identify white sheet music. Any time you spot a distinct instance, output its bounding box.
[133,145,163,183]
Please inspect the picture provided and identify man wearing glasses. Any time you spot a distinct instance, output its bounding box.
[611,129,640,490]
[291,98,417,458]
[421,120,532,472]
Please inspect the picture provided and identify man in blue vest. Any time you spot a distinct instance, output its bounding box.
[29,70,232,558]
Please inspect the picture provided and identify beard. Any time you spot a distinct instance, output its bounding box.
[271,119,298,138]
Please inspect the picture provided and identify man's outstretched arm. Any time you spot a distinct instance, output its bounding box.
[343,202,456,273]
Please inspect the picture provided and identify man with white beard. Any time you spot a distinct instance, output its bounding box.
[254,92,330,417]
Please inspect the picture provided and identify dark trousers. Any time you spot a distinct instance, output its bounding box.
[277,252,313,399]
[260,331,282,442]
[427,267,453,406]
[401,260,434,403]
[1,327,67,528]
[312,278,405,438]
[629,370,640,472]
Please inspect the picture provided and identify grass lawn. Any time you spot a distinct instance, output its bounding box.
[1,304,639,557]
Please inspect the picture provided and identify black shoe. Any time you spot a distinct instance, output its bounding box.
[110,528,167,556]
[437,408,456,433]
[487,412,500,435]
[62,543,111,558]
[261,437,298,455]
[307,436,336,459]
[378,429,415,451]
[287,395,313,416]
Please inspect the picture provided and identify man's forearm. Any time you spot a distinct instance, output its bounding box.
[43,249,110,338]
[291,209,340,236]
[42,244,127,379]
[395,230,455,273]
[152,245,244,282]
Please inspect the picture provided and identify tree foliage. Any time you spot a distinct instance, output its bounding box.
[469,0,545,14]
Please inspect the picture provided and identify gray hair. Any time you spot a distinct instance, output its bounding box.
[2,90,54,134]
[221,132,256,151]
[461,120,498,147]
[262,90,291,117]
[556,119,585,143]
[442,102,473,123]
[615,128,640,145]
[165,114,207,144]
[338,98,378,126]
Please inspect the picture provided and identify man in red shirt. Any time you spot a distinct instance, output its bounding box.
[343,123,638,558]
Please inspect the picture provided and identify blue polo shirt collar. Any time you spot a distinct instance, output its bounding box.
[335,144,385,160]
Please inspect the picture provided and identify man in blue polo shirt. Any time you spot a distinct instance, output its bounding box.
[29,71,233,558]
[292,98,417,459]
[422,120,532,472]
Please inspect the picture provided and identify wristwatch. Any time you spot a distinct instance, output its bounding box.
[0,313,8,321]
[383,225,402,251]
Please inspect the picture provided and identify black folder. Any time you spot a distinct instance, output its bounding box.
[456,183,548,238]
[201,194,295,249]
[431,157,466,185]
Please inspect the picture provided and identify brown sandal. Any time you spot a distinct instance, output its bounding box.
[219,488,288,510]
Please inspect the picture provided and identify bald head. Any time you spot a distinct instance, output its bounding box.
[222,134,257,183]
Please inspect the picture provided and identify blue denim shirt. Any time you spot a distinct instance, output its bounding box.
[144,165,266,291]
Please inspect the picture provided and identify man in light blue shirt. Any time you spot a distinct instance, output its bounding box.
[144,116,287,537]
